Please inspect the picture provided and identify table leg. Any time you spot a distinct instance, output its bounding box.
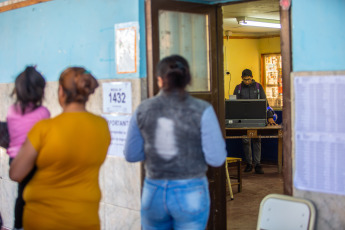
[237,160,242,192]
[278,137,283,173]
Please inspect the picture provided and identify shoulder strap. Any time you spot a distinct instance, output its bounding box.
[256,82,260,99]
[237,83,241,95]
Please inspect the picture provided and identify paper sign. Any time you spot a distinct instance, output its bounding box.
[103,82,132,114]
[115,22,138,74]
[293,74,345,195]
[102,114,131,157]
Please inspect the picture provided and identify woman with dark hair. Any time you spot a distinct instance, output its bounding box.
[124,55,227,229]
[9,67,111,230]
[7,66,50,230]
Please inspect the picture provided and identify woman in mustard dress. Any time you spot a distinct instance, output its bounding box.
[10,67,111,230]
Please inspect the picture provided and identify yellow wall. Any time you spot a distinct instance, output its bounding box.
[258,37,281,54]
[224,36,281,99]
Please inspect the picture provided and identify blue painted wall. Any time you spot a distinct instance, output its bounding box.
[292,0,345,72]
[0,0,146,83]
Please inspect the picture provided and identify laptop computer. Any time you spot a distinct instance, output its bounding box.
[225,99,267,128]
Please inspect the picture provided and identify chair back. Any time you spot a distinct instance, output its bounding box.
[257,194,316,230]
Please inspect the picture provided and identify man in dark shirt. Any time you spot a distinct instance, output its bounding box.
[233,69,276,174]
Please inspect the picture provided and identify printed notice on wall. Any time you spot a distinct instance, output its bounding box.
[293,74,345,195]
[115,22,138,74]
[103,82,132,114]
[102,114,131,157]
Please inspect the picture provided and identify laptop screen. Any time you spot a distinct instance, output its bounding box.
[225,99,267,120]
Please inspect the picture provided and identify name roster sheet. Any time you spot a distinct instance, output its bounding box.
[294,75,345,195]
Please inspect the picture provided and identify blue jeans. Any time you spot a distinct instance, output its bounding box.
[141,177,210,230]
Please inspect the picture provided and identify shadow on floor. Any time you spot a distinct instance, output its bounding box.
[226,163,284,230]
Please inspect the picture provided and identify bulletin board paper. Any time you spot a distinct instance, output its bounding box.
[102,82,132,114]
[102,114,131,157]
[292,71,345,195]
[115,22,138,74]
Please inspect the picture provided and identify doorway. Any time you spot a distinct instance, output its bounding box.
[145,0,291,229]
[222,0,286,229]
[145,1,226,229]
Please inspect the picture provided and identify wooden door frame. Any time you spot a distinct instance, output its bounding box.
[279,3,292,196]
[144,0,292,228]
[145,1,226,229]
[0,0,51,13]
[219,0,293,196]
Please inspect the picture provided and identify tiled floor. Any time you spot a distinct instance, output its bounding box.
[226,163,284,230]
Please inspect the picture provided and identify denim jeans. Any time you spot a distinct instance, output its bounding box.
[141,176,210,230]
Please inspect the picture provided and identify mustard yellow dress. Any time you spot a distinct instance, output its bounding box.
[23,112,111,230]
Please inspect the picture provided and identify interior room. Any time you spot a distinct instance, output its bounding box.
[222,0,284,229]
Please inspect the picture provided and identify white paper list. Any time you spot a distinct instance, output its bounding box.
[294,75,345,195]
[102,114,131,157]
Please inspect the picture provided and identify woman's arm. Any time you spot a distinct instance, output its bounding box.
[123,110,145,162]
[9,138,38,182]
[201,106,227,167]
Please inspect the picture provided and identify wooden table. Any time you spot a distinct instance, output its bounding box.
[225,125,283,173]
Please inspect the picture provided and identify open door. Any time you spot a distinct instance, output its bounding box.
[145,0,226,229]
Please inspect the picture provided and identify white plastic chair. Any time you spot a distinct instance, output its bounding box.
[257,194,316,230]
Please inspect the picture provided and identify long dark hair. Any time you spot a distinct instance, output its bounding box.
[12,66,46,114]
[156,55,191,92]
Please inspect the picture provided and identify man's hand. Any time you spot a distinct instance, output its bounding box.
[267,118,277,126]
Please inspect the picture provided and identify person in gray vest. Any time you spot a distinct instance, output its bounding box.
[233,69,276,174]
[124,54,227,230]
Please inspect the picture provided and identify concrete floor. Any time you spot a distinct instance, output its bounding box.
[1,163,283,230]
[226,163,284,230]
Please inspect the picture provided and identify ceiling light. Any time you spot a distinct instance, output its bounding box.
[236,17,281,29]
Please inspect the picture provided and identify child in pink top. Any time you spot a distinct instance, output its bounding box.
[7,105,50,159]
[6,66,50,230]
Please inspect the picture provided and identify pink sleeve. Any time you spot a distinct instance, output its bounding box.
[39,106,51,119]
[6,106,50,158]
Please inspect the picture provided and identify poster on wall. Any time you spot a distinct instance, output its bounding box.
[115,22,138,74]
[102,82,132,114]
[293,72,345,195]
[102,114,131,157]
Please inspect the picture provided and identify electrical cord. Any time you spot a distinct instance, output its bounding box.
[228,71,231,96]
